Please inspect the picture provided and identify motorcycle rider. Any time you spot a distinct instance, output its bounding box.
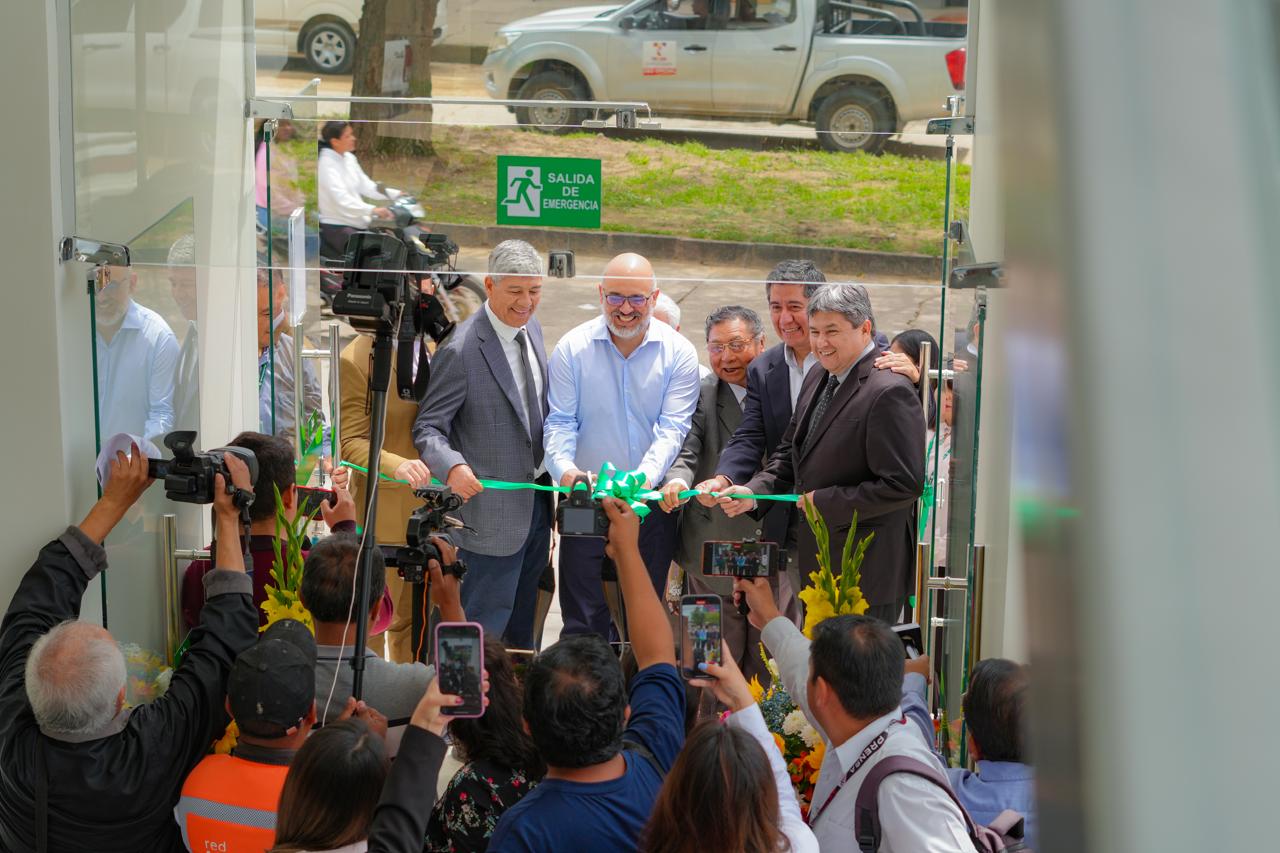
[317,120,400,259]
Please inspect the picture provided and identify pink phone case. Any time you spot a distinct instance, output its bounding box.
[434,621,485,718]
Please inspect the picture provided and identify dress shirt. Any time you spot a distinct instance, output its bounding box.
[95,300,180,444]
[545,315,700,488]
[483,301,545,476]
[317,147,396,228]
[761,617,976,853]
[258,333,326,445]
[728,704,819,853]
[729,381,748,406]
[783,346,819,411]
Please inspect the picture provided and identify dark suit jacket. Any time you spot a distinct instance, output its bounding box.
[745,345,925,606]
[715,343,796,546]
[666,376,770,595]
[414,309,549,556]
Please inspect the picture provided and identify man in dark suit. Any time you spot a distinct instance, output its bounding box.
[414,240,551,649]
[657,305,795,682]
[720,284,925,622]
[703,261,889,583]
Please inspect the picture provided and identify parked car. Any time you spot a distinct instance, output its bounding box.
[482,0,966,152]
[255,0,447,75]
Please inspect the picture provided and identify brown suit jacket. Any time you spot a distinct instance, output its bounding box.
[339,334,425,544]
[746,345,925,606]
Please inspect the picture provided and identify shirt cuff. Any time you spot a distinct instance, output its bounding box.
[60,526,108,581]
[331,520,358,535]
[203,569,253,599]
[663,477,689,491]
[727,702,768,735]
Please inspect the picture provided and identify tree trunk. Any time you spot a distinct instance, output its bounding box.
[350,0,438,158]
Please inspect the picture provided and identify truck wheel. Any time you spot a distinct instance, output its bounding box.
[302,20,356,75]
[815,87,894,154]
[516,71,589,133]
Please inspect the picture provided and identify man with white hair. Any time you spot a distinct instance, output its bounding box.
[544,252,701,637]
[415,239,552,647]
[0,445,258,851]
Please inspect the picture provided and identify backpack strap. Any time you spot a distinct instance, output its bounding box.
[854,755,983,852]
[621,735,666,780]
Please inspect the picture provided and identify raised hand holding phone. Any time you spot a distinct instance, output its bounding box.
[434,622,485,718]
[679,593,723,680]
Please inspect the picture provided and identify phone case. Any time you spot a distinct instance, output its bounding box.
[679,594,722,678]
[434,621,485,718]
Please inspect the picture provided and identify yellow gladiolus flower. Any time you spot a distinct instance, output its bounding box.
[806,739,826,785]
[748,674,765,704]
[798,589,836,638]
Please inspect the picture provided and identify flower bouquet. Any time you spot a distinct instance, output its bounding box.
[750,654,825,820]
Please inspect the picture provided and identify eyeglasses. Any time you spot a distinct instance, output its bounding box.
[707,339,755,355]
[603,292,652,308]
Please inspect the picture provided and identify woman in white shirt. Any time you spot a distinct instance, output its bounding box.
[642,647,818,853]
[317,120,400,258]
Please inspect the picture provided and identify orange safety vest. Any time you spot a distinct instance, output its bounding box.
[175,753,290,852]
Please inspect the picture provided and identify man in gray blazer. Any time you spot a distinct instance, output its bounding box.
[413,240,551,648]
[658,305,797,683]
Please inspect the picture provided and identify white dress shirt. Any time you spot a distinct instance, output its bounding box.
[728,704,820,853]
[317,147,396,228]
[484,301,545,477]
[545,315,700,487]
[761,617,977,852]
[729,381,748,406]
[95,300,180,444]
[783,345,819,411]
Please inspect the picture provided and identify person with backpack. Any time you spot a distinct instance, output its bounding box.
[737,578,982,852]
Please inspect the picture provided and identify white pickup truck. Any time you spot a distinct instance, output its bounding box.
[482,0,966,153]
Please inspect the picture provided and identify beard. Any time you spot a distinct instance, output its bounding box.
[605,311,648,340]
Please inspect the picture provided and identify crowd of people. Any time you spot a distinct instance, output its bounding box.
[7,240,1037,851]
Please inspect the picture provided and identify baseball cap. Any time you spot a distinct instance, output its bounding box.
[228,618,317,738]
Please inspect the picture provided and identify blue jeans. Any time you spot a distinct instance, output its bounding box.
[457,491,552,649]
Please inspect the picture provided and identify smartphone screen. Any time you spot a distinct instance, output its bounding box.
[701,540,778,577]
[295,486,336,517]
[435,622,485,717]
[680,594,722,679]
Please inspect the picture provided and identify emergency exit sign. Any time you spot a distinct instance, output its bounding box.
[497,155,602,229]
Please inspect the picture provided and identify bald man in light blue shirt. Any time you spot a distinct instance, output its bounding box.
[545,253,700,637]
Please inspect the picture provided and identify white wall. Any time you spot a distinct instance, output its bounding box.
[0,0,258,653]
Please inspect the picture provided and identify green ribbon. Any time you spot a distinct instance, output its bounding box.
[337,461,805,511]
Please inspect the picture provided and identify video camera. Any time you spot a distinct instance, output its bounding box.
[147,431,258,506]
[556,474,609,538]
[381,485,468,584]
[330,231,455,401]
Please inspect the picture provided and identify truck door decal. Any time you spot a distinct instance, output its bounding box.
[643,40,677,76]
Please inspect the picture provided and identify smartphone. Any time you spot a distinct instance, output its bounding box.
[434,622,485,718]
[701,540,779,578]
[892,623,924,659]
[679,594,722,680]
[296,486,336,517]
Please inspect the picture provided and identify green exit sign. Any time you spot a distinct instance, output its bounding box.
[496,155,601,229]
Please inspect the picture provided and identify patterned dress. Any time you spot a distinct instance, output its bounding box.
[424,759,540,852]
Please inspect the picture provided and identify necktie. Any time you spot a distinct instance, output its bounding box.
[515,329,545,467]
[801,374,839,456]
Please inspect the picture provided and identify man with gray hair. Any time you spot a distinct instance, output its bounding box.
[658,305,794,682]
[415,239,552,647]
[0,445,258,851]
[720,283,925,622]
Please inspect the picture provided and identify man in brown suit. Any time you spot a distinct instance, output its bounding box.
[339,326,433,663]
[720,284,925,623]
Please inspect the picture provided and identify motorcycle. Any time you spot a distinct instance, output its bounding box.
[319,194,486,326]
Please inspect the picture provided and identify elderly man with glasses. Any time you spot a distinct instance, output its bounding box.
[544,253,701,638]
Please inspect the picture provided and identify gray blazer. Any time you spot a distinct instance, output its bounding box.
[413,309,549,556]
[666,375,771,596]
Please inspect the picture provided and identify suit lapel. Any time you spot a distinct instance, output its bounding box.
[796,348,877,462]
[766,346,792,429]
[716,380,742,438]
[476,311,530,431]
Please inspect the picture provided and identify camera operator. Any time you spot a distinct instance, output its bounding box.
[338,277,437,663]
[0,445,258,851]
[302,532,466,723]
